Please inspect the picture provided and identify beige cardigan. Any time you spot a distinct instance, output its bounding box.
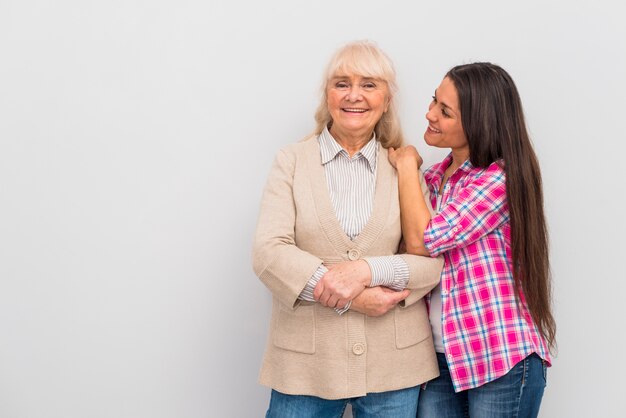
[252,136,444,399]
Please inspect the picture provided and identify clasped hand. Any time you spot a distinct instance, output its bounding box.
[313,260,370,309]
[313,260,411,316]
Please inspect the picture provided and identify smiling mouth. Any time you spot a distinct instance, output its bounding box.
[427,124,441,133]
[342,108,368,113]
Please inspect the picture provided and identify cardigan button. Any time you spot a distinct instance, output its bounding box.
[352,343,365,355]
[347,249,360,260]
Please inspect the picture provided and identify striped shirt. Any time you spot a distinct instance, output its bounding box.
[423,154,551,392]
[299,127,409,310]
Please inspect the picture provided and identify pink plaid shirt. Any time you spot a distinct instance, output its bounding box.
[424,154,551,392]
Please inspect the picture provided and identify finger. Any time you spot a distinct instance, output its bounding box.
[376,290,410,315]
[327,294,340,308]
[318,290,332,307]
[394,289,411,302]
[313,280,324,301]
[335,298,348,309]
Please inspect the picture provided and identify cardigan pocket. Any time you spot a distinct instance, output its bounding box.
[394,300,431,349]
[273,302,316,354]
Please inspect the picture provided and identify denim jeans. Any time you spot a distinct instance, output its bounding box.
[417,353,547,418]
[266,385,420,418]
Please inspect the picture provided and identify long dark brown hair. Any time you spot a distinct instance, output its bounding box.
[446,62,556,350]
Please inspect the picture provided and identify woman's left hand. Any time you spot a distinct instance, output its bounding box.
[388,146,423,170]
[350,286,411,317]
[314,260,371,309]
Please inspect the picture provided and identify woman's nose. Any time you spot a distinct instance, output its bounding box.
[346,86,362,101]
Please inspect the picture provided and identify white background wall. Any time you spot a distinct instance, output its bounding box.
[1,1,624,417]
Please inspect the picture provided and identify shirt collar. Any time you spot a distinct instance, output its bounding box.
[425,153,474,190]
[319,126,378,172]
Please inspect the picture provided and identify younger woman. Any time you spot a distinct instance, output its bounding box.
[389,63,555,417]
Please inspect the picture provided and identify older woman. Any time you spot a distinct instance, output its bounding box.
[252,41,443,417]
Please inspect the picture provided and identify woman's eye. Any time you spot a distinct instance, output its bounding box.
[363,83,376,89]
[441,108,450,117]
[336,82,349,88]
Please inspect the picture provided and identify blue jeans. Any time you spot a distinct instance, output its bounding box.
[417,353,547,418]
[266,385,420,418]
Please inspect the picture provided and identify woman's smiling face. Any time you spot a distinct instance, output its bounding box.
[424,76,468,153]
[327,73,389,140]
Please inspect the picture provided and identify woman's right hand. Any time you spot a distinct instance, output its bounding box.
[349,287,411,317]
[388,146,423,170]
[314,260,371,309]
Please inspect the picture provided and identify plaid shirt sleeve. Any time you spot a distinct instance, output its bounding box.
[424,163,508,257]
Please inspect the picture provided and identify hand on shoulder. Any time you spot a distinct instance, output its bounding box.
[388,146,423,170]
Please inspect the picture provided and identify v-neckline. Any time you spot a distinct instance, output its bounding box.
[305,138,393,255]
